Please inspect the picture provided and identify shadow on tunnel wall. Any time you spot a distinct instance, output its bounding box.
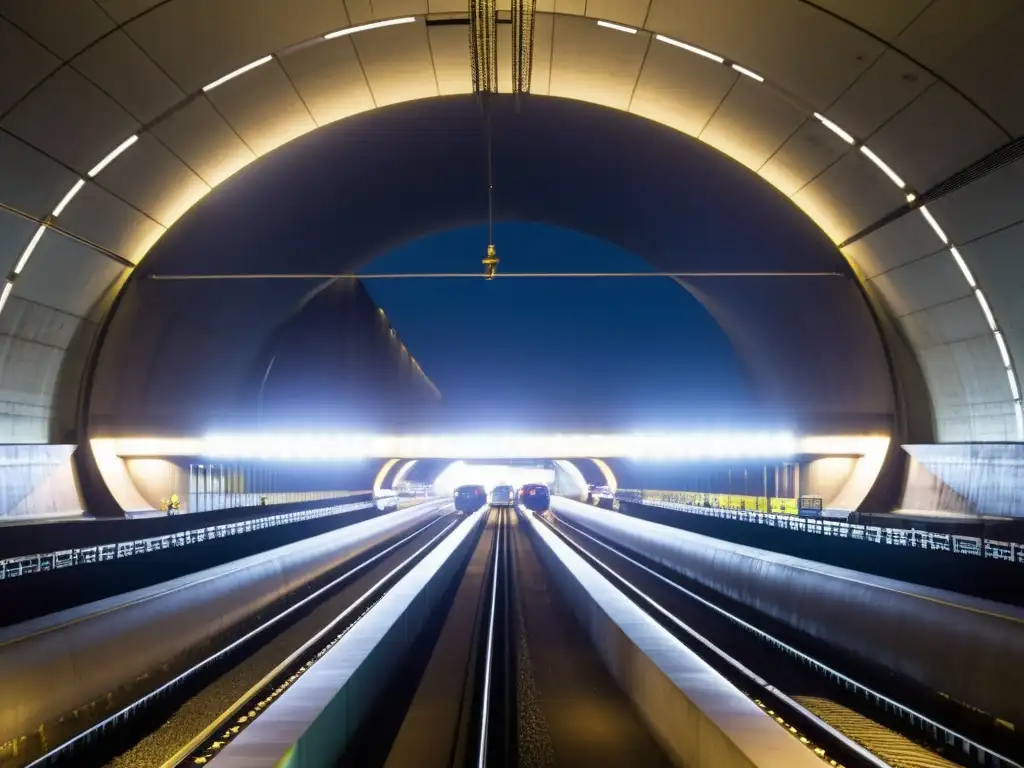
[237,278,441,431]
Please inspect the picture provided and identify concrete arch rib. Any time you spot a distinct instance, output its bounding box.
[0,1,1021,444]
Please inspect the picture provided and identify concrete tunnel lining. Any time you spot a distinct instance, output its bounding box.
[0,1,1022,516]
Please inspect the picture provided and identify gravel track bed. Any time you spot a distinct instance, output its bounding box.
[516,600,556,767]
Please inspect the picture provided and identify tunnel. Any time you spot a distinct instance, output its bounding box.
[1,1,1022,521]
[3,5,1024,768]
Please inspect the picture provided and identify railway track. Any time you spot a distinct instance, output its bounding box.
[160,517,462,767]
[539,508,1023,768]
[29,499,1008,768]
[18,511,459,768]
[339,505,672,768]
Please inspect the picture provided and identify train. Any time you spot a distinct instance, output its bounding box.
[518,484,551,513]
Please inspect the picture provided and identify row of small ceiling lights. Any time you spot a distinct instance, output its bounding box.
[0,17,414,314]
[1,15,1017,436]
[598,19,1023,438]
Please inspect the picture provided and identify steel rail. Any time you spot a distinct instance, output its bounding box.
[544,510,1021,768]
[24,507,451,767]
[475,507,503,768]
[161,512,463,767]
[536,510,892,768]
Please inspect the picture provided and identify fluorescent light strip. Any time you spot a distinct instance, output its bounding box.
[597,20,637,34]
[0,281,12,314]
[949,247,975,287]
[1008,369,1020,401]
[1015,401,1024,440]
[655,35,724,63]
[198,431,800,461]
[202,54,274,92]
[994,332,1012,369]
[976,290,997,331]
[52,179,85,217]
[88,135,139,177]
[324,17,416,39]
[812,113,854,145]
[859,146,906,188]
[731,64,763,82]
[13,225,46,275]
[919,205,948,244]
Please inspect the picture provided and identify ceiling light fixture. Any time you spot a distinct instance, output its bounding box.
[202,55,274,92]
[812,113,854,144]
[13,226,46,275]
[949,247,975,288]
[1008,369,1020,401]
[655,35,724,63]
[52,179,85,217]
[0,281,13,314]
[88,135,139,177]
[597,20,637,34]
[995,332,1012,369]
[976,290,997,331]
[859,146,906,188]
[324,17,416,39]
[731,64,763,81]
[919,205,948,244]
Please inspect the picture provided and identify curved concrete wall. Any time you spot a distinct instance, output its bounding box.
[0,444,83,521]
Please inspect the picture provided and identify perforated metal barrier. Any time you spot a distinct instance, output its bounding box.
[0,497,407,581]
[603,490,1024,565]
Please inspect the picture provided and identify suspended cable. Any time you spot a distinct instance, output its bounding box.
[487,108,494,247]
[482,107,499,279]
[148,271,849,281]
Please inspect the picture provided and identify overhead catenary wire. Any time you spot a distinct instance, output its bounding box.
[148,271,847,280]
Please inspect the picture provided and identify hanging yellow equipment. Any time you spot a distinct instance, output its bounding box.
[483,243,499,279]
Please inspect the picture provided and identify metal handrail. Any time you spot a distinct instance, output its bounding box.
[605,491,1024,565]
[0,497,411,581]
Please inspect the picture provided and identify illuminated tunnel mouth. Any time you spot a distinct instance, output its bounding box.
[433,460,558,495]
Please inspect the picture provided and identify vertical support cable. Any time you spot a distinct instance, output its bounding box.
[487,109,494,247]
[469,0,500,278]
[511,0,536,96]
[481,101,500,279]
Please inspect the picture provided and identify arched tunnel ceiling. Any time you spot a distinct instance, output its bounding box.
[91,95,894,436]
[0,0,1022,444]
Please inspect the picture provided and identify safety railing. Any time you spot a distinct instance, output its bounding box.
[605,490,1024,565]
[0,497,405,582]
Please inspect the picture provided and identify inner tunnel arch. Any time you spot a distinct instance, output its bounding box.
[87,95,897,444]
[0,0,1020,458]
